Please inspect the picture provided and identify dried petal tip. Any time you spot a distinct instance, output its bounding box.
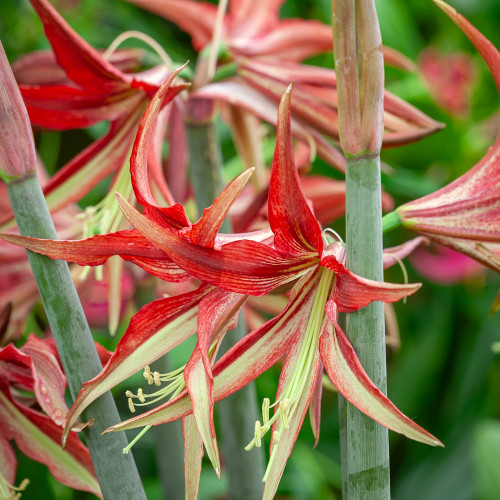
[0,43,36,182]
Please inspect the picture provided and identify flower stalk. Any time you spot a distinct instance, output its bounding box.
[332,1,390,498]
[1,44,146,499]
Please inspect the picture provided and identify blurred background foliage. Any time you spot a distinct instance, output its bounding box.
[1,0,500,499]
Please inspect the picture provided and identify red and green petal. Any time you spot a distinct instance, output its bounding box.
[268,86,324,257]
[319,319,442,447]
[0,230,190,282]
[182,415,204,500]
[185,288,246,476]
[20,335,68,427]
[0,390,101,497]
[63,284,212,443]
[264,336,322,500]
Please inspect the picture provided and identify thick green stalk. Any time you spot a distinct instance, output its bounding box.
[186,120,266,499]
[344,156,390,499]
[6,174,146,500]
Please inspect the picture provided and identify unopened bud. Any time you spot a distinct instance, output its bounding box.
[0,43,36,182]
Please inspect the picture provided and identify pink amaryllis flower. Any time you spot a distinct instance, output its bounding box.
[384,1,500,274]
[0,335,102,498]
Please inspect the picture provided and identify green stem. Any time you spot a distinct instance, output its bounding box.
[186,119,266,499]
[6,173,146,500]
[381,210,401,234]
[344,156,390,499]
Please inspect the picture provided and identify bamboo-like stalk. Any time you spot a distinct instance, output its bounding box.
[332,0,390,498]
[6,174,146,500]
[186,117,266,499]
[344,157,390,499]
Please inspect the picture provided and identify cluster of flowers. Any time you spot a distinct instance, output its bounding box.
[0,0,499,498]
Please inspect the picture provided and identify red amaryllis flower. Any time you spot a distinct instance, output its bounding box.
[126,0,442,173]
[0,335,102,498]
[385,1,500,273]
[1,76,441,497]
[43,82,438,497]
[5,0,188,217]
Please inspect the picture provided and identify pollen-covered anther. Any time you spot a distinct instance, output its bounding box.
[143,365,154,385]
[128,397,135,413]
[262,398,270,425]
[125,390,134,398]
[153,371,161,386]
[272,430,280,445]
[137,388,146,403]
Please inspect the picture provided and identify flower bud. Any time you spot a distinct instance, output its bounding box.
[332,0,384,156]
[0,42,36,182]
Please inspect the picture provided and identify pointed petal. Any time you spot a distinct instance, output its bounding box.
[118,194,317,295]
[269,86,323,256]
[319,320,442,446]
[185,289,246,476]
[263,334,321,500]
[321,254,421,313]
[0,230,190,282]
[20,335,68,426]
[187,169,254,248]
[183,415,204,500]
[0,391,101,496]
[63,285,211,444]
[383,236,429,270]
[130,64,192,228]
[309,361,323,448]
[29,0,127,92]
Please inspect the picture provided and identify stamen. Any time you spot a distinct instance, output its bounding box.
[272,431,280,444]
[103,30,173,69]
[254,421,262,448]
[322,227,344,245]
[153,371,161,386]
[262,398,270,425]
[137,388,145,403]
[128,397,135,413]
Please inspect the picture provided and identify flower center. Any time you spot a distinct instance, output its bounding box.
[0,473,29,500]
[246,267,335,481]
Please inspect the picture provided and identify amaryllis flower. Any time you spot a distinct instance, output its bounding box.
[5,0,188,218]
[1,75,442,497]
[126,0,442,173]
[384,1,500,273]
[26,81,439,499]
[0,335,102,498]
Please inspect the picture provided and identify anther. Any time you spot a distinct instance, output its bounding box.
[273,431,280,444]
[137,388,146,403]
[128,398,135,413]
[153,371,161,386]
[125,390,134,398]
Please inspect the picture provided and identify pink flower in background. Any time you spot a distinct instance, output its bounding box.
[420,48,476,116]
[410,243,484,284]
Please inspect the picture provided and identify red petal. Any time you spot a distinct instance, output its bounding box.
[118,194,316,295]
[30,0,128,92]
[0,230,190,282]
[269,86,323,257]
